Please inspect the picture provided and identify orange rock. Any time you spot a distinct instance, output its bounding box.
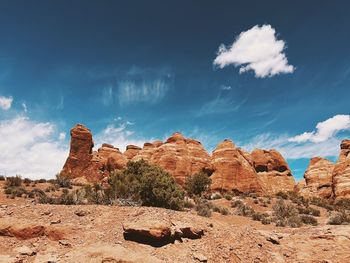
[124,145,142,160]
[210,140,263,193]
[133,133,212,185]
[332,139,350,199]
[298,157,334,198]
[251,149,295,195]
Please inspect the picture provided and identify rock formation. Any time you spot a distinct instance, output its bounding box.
[133,132,212,185]
[332,139,350,199]
[298,157,334,198]
[251,149,295,195]
[210,140,263,193]
[124,145,142,160]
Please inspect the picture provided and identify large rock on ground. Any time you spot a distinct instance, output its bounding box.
[133,132,212,185]
[251,149,295,195]
[332,139,350,199]
[210,140,263,193]
[298,157,334,198]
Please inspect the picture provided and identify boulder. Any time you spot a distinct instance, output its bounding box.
[124,145,142,160]
[251,149,295,194]
[210,140,263,193]
[332,139,350,199]
[298,157,334,198]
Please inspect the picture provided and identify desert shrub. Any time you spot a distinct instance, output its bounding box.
[328,211,350,225]
[211,192,223,200]
[300,215,318,226]
[184,171,211,197]
[212,204,229,215]
[276,191,288,200]
[23,178,32,184]
[183,198,195,208]
[297,206,321,217]
[252,212,269,222]
[37,179,47,183]
[231,199,244,208]
[224,194,233,200]
[334,199,350,211]
[5,176,22,187]
[273,199,302,228]
[253,199,259,204]
[310,197,334,211]
[236,203,255,217]
[55,174,71,188]
[4,186,27,198]
[261,217,272,225]
[248,193,258,199]
[108,160,184,210]
[0,175,5,181]
[195,199,212,217]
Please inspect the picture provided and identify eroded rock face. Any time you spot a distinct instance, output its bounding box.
[210,140,263,193]
[124,145,142,160]
[332,139,350,199]
[61,124,104,181]
[61,124,127,181]
[133,133,212,185]
[298,157,334,198]
[251,149,295,195]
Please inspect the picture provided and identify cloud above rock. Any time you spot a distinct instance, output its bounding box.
[213,24,295,78]
[0,96,13,110]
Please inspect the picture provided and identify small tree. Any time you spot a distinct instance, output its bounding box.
[185,171,212,196]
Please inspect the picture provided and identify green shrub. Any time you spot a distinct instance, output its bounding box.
[273,199,302,228]
[252,212,269,221]
[224,194,233,200]
[23,178,32,184]
[108,160,184,210]
[300,215,318,226]
[0,175,5,181]
[212,204,229,215]
[37,179,47,183]
[184,171,211,197]
[276,191,288,200]
[183,198,195,208]
[195,199,212,217]
[55,174,71,188]
[211,192,223,200]
[235,203,255,217]
[297,206,321,217]
[5,176,22,187]
[231,199,244,208]
[334,199,350,211]
[310,197,334,211]
[328,211,350,225]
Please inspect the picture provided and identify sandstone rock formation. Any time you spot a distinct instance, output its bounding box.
[133,132,212,185]
[251,149,295,195]
[332,139,350,199]
[124,145,142,160]
[60,124,104,181]
[298,157,334,198]
[210,140,263,193]
[61,124,127,181]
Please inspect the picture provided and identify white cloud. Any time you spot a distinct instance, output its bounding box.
[213,24,295,78]
[0,116,68,179]
[220,85,232,90]
[0,96,13,110]
[101,85,113,106]
[118,79,168,106]
[241,133,341,159]
[59,132,66,141]
[289,115,350,143]
[22,102,27,112]
[94,121,147,152]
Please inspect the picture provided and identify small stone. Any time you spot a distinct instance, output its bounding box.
[50,219,61,224]
[74,210,88,217]
[16,245,36,256]
[59,240,71,247]
[193,253,207,262]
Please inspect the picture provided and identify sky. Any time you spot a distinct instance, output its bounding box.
[0,0,350,180]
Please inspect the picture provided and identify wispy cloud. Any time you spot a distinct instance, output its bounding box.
[220,85,232,90]
[101,85,113,106]
[0,95,13,110]
[95,120,149,151]
[118,79,169,106]
[213,24,294,78]
[196,93,246,117]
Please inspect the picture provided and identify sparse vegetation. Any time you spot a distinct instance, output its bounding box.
[195,199,212,217]
[0,175,5,181]
[211,192,223,200]
[55,173,72,188]
[5,176,22,187]
[273,199,302,228]
[300,215,318,226]
[212,204,229,215]
[185,171,212,197]
[328,210,350,225]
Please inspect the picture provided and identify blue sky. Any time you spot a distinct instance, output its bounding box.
[0,0,350,179]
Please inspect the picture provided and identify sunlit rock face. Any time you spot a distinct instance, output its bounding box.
[297,157,334,198]
[332,139,350,199]
[210,140,263,193]
[250,149,295,195]
[132,132,212,185]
